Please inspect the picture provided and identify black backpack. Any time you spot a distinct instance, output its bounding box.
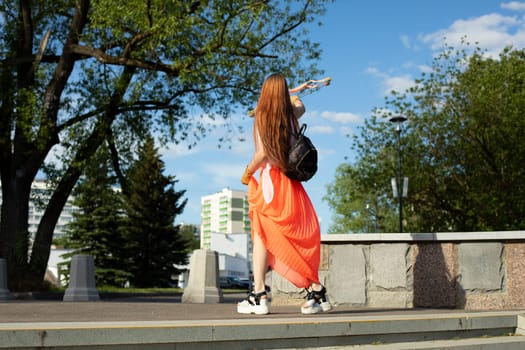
[285,124,318,182]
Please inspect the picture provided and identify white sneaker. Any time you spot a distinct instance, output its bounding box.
[301,287,332,314]
[237,291,270,315]
[301,298,322,314]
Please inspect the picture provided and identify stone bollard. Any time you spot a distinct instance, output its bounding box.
[0,259,12,301]
[63,254,100,302]
[182,249,223,303]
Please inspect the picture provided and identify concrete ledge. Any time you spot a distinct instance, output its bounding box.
[302,231,525,309]
[0,310,522,349]
[321,231,525,243]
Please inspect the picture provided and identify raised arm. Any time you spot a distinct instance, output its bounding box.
[289,77,332,95]
[248,77,331,117]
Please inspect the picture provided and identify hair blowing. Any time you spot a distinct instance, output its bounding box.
[254,73,300,171]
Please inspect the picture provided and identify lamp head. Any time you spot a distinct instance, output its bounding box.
[389,115,407,124]
[389,115,407,131]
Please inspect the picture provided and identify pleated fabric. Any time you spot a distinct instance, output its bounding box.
[248,164,321,288]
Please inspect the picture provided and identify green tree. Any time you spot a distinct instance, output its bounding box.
[122,136,188,288]
[0,0,330,290]
[325,162,397,234]
[179,223,200,251]
[60,145,130,286]
[326,43,525,233]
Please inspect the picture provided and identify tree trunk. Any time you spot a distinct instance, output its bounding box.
[26,67,136,289]
[0,175,33,290]
[29,168,82,285]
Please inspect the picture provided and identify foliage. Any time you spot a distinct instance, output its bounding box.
[325,162,397,234]
[326,43,525,233]
[0,0,330,290]
[179,224,200,251]
[121,136,189,288]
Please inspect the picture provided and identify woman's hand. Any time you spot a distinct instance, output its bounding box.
[241,166,253,185]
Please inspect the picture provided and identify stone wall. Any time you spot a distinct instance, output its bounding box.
[269,231,525,310]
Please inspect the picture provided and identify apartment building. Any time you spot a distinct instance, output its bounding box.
[199,188,252,279]
[0,179,79,239]
[200,187,251,248]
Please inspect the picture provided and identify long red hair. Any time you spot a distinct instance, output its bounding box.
[254,73,299,171]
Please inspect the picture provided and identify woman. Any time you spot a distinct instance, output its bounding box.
[238,73,331,315]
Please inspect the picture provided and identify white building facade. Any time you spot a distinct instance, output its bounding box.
[200,188,252,278]
[212,232,250,278]
[0,179,79,240]
[200,188,251,248]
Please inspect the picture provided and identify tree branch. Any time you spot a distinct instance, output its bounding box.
[257,1,310,51]
[68,44,181,74]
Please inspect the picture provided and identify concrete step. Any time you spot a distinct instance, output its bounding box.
[295,335,525,349]
[0,310,523,349]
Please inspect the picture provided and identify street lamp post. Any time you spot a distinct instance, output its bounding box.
[389,115,407,233]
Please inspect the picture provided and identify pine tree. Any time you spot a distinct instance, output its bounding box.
[62,147,130,286]
[122,136,189,287]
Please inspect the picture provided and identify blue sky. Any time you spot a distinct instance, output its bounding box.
[164,1,525,233]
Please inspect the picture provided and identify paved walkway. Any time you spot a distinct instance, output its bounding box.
[0,292,513,323]
[0,293,400,322]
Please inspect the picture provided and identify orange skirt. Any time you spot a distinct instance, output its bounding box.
[248,164,320,288]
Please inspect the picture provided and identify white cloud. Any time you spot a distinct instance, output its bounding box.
[366,66,415,95]
[383,74,414,94]
[321,111,363,124]
[501,1,525,11]
[420,13,525,57]
[310,125,335,134]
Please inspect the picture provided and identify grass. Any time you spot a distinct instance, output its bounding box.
[47,285,246,295]
[97,286,183,294]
